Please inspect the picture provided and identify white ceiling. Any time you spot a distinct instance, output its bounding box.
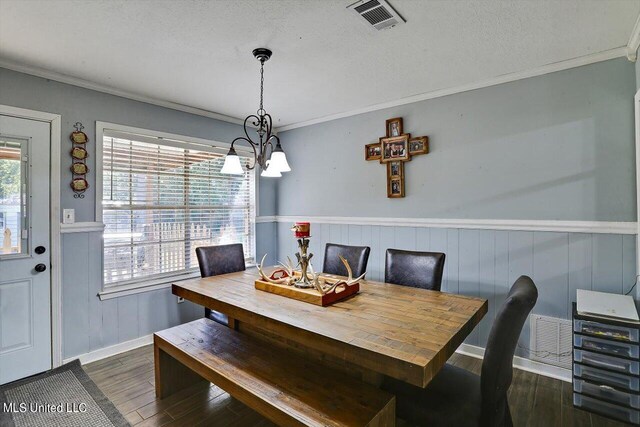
[0,0,639,129]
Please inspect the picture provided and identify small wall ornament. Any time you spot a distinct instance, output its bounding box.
[364,117,429,198]
[69,122,89,198]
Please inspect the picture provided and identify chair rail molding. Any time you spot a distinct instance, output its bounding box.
[257,216,637,235]
[60,222,105,233]
[256,215,278,223]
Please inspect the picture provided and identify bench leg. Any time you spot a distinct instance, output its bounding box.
[369,397,396,427]
[154,344,208,399]
[227,316,238,330]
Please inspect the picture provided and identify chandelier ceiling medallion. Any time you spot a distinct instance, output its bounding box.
[221,48,290,177]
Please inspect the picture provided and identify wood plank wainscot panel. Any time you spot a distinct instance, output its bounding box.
[172,268,488,388]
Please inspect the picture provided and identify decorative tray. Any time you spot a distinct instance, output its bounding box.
[255,258,362,307]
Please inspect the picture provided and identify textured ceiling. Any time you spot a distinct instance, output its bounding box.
[0,0,638,128]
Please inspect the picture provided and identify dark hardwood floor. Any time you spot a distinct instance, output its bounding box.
[85,345,627,426]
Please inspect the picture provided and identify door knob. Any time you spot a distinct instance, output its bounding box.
[34,263,47,273]
[35,246,46,254]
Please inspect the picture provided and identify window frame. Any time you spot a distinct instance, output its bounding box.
[0,137,31,260]
[96,122,258,300]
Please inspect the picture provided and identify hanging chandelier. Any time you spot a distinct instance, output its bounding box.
[221,48,290,177]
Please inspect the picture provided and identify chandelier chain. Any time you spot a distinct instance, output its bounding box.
[259,60,265,114]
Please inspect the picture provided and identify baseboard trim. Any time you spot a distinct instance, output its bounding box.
[257,215,637,235]
[456,343,572,383]
[62,334,153,365]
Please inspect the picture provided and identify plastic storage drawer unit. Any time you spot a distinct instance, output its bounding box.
[574,334,639,358]
[574,378,640,409]
[573,303,640,425]
[574,319,639,343]
[574,393,640,424]
[574,349,639,375]
[574,363,640,392]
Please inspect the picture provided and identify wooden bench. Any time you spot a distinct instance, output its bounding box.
[154,318,396,427]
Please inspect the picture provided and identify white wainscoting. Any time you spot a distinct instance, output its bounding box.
[257,216,637,234]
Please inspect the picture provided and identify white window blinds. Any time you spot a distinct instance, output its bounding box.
[102,131,255,287]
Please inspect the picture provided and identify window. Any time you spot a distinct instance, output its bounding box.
[100,126,256,291]
[0,139,28,256]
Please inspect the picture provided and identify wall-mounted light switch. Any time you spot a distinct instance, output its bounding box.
[63,209,75,224]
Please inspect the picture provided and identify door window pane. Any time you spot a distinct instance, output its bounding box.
[0,140,28,256]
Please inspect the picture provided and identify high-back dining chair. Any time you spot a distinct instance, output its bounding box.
[323,243,370,278]
[195,243,246,326]
[384,249,446,291]
[383,275,538,427]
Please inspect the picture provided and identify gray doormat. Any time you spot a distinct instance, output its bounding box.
[0,359,130,427]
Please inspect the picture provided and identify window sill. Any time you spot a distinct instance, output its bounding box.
[97,263,257,301]
[98,271,202,300]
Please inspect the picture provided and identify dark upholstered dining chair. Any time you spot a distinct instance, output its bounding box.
[322,243,371,278]
[383,275,538,427]
[195,243,246,326]
[384,249,446,291]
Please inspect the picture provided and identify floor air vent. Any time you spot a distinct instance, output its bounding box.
[529,314,573,369]
[347,0,405,31]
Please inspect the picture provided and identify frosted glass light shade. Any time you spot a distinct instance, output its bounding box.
[269,150,291,173]
[261,160,282,177]
[220,149,243,175]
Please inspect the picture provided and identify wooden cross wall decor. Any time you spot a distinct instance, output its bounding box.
[364,117,429,198]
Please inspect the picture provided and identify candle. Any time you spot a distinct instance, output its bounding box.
[292,222,310,238]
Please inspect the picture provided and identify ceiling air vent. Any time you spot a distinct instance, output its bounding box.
[347,0,405,31]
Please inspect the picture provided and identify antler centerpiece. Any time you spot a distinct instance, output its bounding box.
[255,223,364,306]
[257,254,364,296]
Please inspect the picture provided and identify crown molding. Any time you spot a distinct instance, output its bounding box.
[258,215,637,235]
[277,47,628,132]
[1,46,629,133]
[628,13,640,61]
[0,59,245,126]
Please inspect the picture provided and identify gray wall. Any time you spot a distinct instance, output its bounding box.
[278,58,636,221]
[0,67,276,358]
[275,57,638,358]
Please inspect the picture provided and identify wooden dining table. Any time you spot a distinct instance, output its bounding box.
[172,267,488,390]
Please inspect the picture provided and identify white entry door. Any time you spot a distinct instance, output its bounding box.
[0,115,51,384]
